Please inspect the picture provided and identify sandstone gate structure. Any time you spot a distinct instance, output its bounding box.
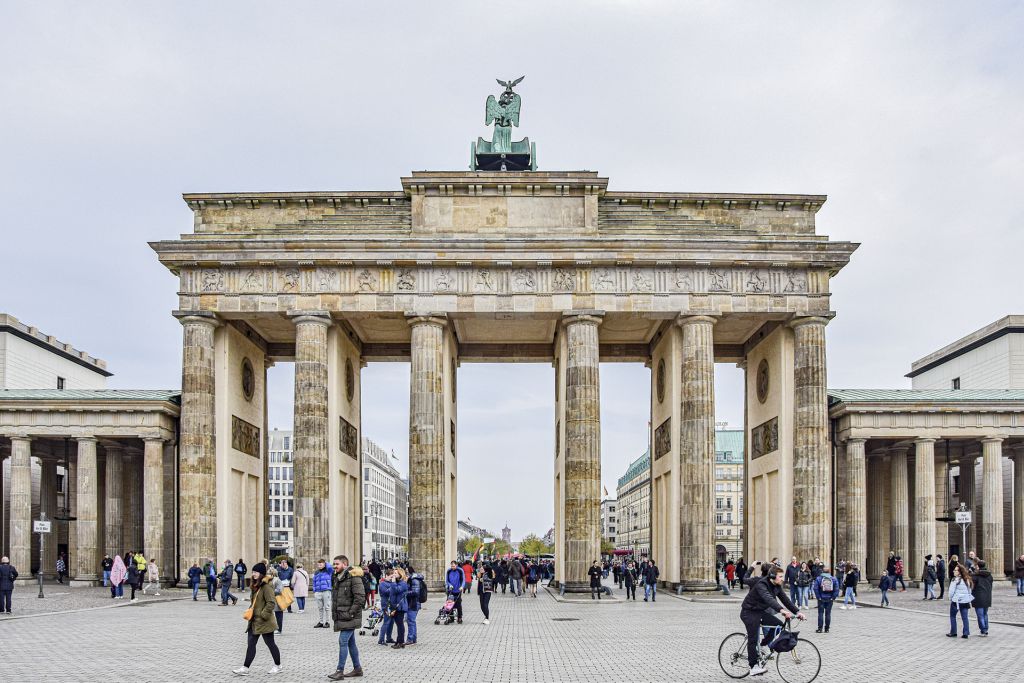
[151,169,857,590]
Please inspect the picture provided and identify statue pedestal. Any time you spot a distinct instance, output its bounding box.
[471,138,536,171]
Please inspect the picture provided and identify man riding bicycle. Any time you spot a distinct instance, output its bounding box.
[740,564,806,676]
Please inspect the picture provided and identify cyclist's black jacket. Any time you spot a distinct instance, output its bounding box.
[740,576,799,617]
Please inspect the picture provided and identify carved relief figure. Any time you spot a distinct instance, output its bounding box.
[513,269,536,291]
[281,269,299,292]
[316,268,338,290]
[552,268,576,292]
[631,271,652,291]
[674,268,692,291]
[708,269,730,292]
[746,269,768,293]
[476,269,495,291]
[594,268,615,291]
[435,269,454,292]
[357,269,377,292]
[201,269,224,292]
[396,268,416,291]
[784,270,807,293]
[242,269,262,292]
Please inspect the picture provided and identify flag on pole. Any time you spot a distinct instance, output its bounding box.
[603,485,609,497]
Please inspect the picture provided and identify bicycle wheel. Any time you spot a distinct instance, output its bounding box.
[717,633,751,679]
[775,638,821,683]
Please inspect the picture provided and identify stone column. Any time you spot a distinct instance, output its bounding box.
[407,314,449,586]
[104,443,124,555]
[162,441,177,582]
[678,314,716,588]
[867,453,891,578]
[934,444,949,558]
[1013,446,1024,563]
[790,316,831,562]
[913,438,937,579]
[291,311,332,566]
[124,448,143,552]
[143,437,165,565]
[980,437,1005,574]
[845,438,867,571]
[40,458,58,577]
[8,436,33,575]
[175,312,219,580]
[561,312,603,591]
[889,446,909,558]
[73,437,99,585]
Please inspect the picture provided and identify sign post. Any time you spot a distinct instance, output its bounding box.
[954,503,972,557]
[34,513,51,599]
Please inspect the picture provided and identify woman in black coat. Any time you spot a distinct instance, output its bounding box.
[588,561,603,600]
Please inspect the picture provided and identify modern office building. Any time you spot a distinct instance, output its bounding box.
[715,429,745,560]
[266,429,294,558]
[615,450,651,559]
[362,437,408,562]
[600,498,618,546]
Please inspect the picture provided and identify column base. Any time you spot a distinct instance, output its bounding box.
[557,581,596,594]
[70,577,99,587]
[679,579,720,592]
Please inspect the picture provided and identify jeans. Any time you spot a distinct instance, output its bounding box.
[789,584,800,606]
[275,610,283,633]
[949,602,970,636]
[392,609,406,644]
[741,609,781,668]
[817,600,833,630]
[591,585,602,599]
[894,575,906,590]
[102,570,111,587]
[0,589,11,612]
[480,592,491,618]
[296,596,305,611]
[111,582,123,598]
[975,606,989,633]
[221,584,237,604]
[406,607,418,642]
[925,583,935,600]
[192,584,200,599]
[237,573,245,589]
[799,586,811,607]
[244,631,280,668]
[1017,577,1024,595]
[315,591,331,624]
[644,582,657,600]
[509,578,520,596]
[337,629,360,671]
[625,584,636,600]
[880,588,889,606]
[207,580,217,601]
[453,594,463,619]
[843,587,856,606]
[378,613,394,643]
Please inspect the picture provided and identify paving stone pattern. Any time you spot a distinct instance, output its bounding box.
[1,581,1021,681]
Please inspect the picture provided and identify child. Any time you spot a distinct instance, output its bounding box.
[879,573,891,607]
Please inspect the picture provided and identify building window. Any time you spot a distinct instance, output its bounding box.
[951,377,960,390]
[57,377,65,390]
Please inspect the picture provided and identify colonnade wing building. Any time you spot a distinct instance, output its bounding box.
[147,169,857,591]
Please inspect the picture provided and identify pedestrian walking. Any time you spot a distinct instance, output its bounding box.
[972,560,993,636]
[445,560,465,623]
[1014,554,1024,597]
[922,555,937,600]
[477,562,495,623]
[376,570,396,644]
[527,561,540,598]
[840,564,857,609]
[55,553,67,584]
[643,558,660,602]
[735,559,747,589]
[110,554,127,599]
[812,565,840,633]
[100,554,113,587]
[205,559,218,602]
[613,561,623,588]
[0,556,18,614]
[406,565,424,644]
[623,560,638,600]
[235,559,248,590]
[496,560,509,594]
[143,558,161,595]
[785,556,801,605]
[126,558,142,602]
[588,560,603,600]
[221,560,239,606]
[947,561,974,639]
[313,559,333,628]
[462,560,474,595]
[508,558,521,597]
[725,560,736,589]
[326,555,365,680]
[796,562,813,608]
[277,560,294,613]
[187,561,202,600]
[364,568,377,608]
[232,562,282,676]
[879,573,892,607]
[936,554,946,599]
[894,555,906,591]
[292,563,310,613]
[269,567,287,634]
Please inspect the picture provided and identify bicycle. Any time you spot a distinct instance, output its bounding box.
[718,617,821,683]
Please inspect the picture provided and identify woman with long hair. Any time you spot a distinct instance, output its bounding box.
[232,562,282,676]
[268,566,285,635]
[947,561,974,639]
[477,561,495,624]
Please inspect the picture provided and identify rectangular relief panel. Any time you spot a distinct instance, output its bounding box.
[231,416,261,457]
[339,416,358,459]
[751,417,779,460]
[654,418,671,460]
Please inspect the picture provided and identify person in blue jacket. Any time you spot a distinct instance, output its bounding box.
[445,560,464,623]
[187,562,203,601]
[812,565,841,633]
[313,559,334,628]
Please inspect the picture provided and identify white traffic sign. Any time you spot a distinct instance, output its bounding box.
[955,511,972,525]
[33,520,52,533]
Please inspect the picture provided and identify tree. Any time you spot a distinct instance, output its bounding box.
[457,535,483,558]
[519,533,552,557]
[601,539,616,556]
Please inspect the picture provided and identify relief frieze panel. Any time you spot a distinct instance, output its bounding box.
[231,415,261,457]
[751,416,779,460]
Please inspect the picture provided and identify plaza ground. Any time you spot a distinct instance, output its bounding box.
[2,580,1021,681]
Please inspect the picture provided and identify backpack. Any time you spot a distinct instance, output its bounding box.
[415,576,428,605]
[819,575,834,594]
[769,630,799,653]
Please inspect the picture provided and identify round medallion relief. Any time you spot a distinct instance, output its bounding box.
[345,358,355,403]
[241,357,255,402]
[756,358,770,404]
[656,358,666,404]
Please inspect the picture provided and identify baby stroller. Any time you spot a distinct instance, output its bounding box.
[434,592,458,625]
[358,604,384,636]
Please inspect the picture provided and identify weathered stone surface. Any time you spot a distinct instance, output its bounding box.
[889,447,909,559]
[867,453,891,578]
[1014,448,1024,564]
[73,437,98,584]
[791,316,830,562]
[9,436,32,574]
[981,437,1004,573]
[291,312,332,566]
[143,438,165,564]
[40,458,57,577]
[561,312,603,591]
[845,438,867,571]
[103,444,124,555]
[912,438,936,579]
[678,315,716,588]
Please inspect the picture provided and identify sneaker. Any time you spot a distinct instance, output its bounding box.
[267,665,282,674]
[314,623,323,628]
[232,597,238,605]
[482,619,490,625]
[326,671,346,681]
[946,633,957,638]
[232,667,250,676]
[298,609,304,614]
[131,598,139,603]
[824,628,829,633]
[750,663,768,676]
[961,635,969,639]
[155,592,161,596]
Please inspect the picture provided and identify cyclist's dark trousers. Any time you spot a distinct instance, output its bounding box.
[740,609,783,668]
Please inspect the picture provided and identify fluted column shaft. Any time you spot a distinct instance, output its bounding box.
[291,312,332,566]
[1014,449,1024,562]
[868,454,891,578]
[934,446,949,560]
[981,437,1005,574]
[74,437,99,583]
[176,312,219,579]
[408,315,449,585]
[104,445,124,554]
[913,438,937,579]
[124,449,143,551]
[143,438,165,564]
[845,439,867,571]
[678,315,716,587]
[890,448,909,558]
[40,458,58,576]
[9,436,33,573]
[791,317,831,562]
[562,312,603,590]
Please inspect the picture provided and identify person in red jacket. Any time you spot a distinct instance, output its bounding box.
[462,561,474,594]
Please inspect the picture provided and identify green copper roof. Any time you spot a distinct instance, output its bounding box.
[829,389,1024,403]
[715,429,744,462]
[617,448,650,489]
[0,389,180,403]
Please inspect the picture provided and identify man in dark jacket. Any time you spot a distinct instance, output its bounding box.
[972,560,993,637]
[445,560,465,623]
[643,559,660,602]
[328,555,365,681]
[235,559,248,590]
[936,555,946,599]
[740,566,805,676]
[0,556,18,614]
[784,557,801,606]
[588,560,603,600]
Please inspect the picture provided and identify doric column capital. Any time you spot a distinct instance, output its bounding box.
[405,312,448,329]
[980,436,1006,445]
[914,437,937,445]
[845,437,868,445]
[74,435,98,444]
[142,436,165,444]
[172,310,221,328]
[675,313,718,328]
[288,310,332,327]
[561,310,605,327]
[788,314,834,330]
[888,445,910,456]
[8,434,33,444]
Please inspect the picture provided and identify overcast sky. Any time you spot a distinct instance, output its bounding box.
[2,2,1022,539]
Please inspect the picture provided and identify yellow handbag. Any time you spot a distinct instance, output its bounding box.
[276,586,294,610]
[242,608,254,621]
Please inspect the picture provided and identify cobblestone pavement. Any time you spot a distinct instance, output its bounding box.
[0,581,189,617]
[2,580,1021,682]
